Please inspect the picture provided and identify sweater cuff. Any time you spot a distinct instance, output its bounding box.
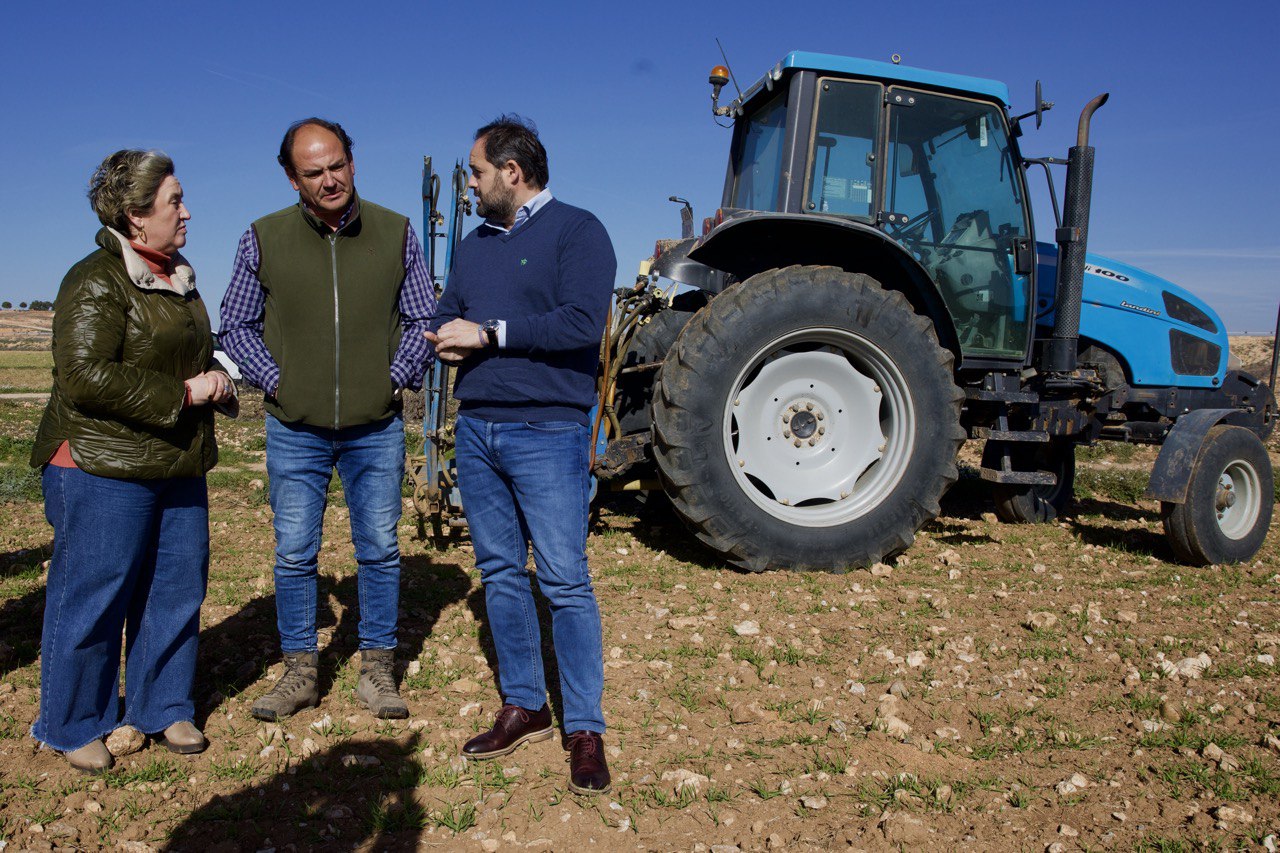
[504,317,533,350]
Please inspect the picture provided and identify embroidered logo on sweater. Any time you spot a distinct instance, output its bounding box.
[520,258,528,266]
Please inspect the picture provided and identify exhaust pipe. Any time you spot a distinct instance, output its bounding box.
[1043,92,1109,375]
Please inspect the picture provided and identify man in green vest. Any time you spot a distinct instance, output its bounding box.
[219,118,436,721]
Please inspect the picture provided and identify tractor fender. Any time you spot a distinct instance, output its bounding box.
[688,212,960,357]
[1145,408,1242,504]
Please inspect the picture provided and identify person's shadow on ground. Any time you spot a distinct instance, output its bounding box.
[194,553,472,726]
[163,730,446,852]
[0,542,51,677]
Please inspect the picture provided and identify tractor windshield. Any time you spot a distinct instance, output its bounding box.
[729,89,787,211]
[885,89,1032,360]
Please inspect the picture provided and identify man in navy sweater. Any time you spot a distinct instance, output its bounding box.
[426,116,616,795]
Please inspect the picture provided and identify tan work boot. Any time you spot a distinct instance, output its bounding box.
[357,648,408,719]
[65,739,113,774]
[252,651,319,721]
[161,721,207,754]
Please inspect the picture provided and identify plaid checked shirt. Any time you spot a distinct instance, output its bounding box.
[219,212,436,394]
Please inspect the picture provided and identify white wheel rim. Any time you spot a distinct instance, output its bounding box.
[723,328,915,527]
[1215,459,1262,540]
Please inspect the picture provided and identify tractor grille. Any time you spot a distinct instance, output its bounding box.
[1169,329,1221,376]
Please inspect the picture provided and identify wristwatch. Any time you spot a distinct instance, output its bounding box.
[481,319,500,348]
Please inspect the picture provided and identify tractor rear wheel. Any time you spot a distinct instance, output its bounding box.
[1161,425,1273,565]
[652,266,964,572]
[985,440,1076,523]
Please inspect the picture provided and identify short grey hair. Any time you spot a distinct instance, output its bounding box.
[87,150,175,235]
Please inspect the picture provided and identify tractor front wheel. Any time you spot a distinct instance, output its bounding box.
[652,266,964,572]
[1161,425,1273,565]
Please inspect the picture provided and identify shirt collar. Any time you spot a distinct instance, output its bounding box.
[482,188,553,234]
[300,196,359,234]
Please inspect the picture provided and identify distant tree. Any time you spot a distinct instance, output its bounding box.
[28,299,53,311]
[1,301,10,309]
[19,302,27,309]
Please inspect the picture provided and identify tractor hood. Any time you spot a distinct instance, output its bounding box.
[1035,242,1231,387]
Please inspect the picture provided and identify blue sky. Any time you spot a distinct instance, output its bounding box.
[1,0,1276,332]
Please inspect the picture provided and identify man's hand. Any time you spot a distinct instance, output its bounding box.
[425,319,486,364]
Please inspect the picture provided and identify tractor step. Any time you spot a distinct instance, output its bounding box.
[977,468,1057,486]
[970,427,1049,442]
[965,388,1040,403]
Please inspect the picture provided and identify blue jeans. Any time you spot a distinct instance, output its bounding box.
[454,415,605,734]
[265,414,404,653]
[34,466,209,752]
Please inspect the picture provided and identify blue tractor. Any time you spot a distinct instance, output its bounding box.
[584,51,1275,571]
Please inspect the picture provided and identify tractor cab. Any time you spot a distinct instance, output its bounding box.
[716,52,1035,363]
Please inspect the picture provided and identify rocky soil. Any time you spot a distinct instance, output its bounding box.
[0,339,1277,852]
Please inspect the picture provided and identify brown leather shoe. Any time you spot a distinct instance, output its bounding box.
[461,704,553,760]
[161,721,207,754]
[65,739,113,775]
[566,730,611,795]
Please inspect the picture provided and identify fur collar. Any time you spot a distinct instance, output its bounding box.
[105,227,196,296]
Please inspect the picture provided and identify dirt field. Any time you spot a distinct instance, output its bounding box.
[0,341,1277,852]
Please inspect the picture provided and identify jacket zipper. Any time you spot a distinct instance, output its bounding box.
[330,234,340,429]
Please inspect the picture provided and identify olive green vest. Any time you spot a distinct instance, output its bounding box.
[254,197,406,429]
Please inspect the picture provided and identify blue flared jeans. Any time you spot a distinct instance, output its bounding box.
[265,414,404,654]
[34,466,209,752]
[454,415,605,734]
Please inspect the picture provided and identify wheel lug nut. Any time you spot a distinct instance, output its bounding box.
[793,439,802,447]
[816,412,824,420]
[805,402,814,411]
[818,427,825,435]
[783,430,791,439]
[878,443,886,452]
[807,438,816,446]
[737,459,745,467]
[873,385,881,394]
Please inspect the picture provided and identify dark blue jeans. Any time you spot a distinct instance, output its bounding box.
[34,466,209,752]
[265,414,404,654]
[454,415,605,734]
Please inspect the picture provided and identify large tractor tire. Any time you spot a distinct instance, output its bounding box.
[984,440,1076,523]
[1161,425,1273,566]
[652,265,965,572]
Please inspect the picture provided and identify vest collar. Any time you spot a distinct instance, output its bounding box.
[98,228,196,295]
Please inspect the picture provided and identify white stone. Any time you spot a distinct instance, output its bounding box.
[106,725,145,757]
[660,768,710,796]
[340,754,380,767]
[1024,611,1058,631]
[732,620,760,636]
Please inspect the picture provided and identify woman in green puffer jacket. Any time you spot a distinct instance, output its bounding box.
[30,150,235,774]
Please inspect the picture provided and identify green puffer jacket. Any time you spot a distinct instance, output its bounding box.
[30,228,223,479]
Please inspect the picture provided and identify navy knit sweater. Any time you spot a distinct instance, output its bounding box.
[433,199,617,424]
